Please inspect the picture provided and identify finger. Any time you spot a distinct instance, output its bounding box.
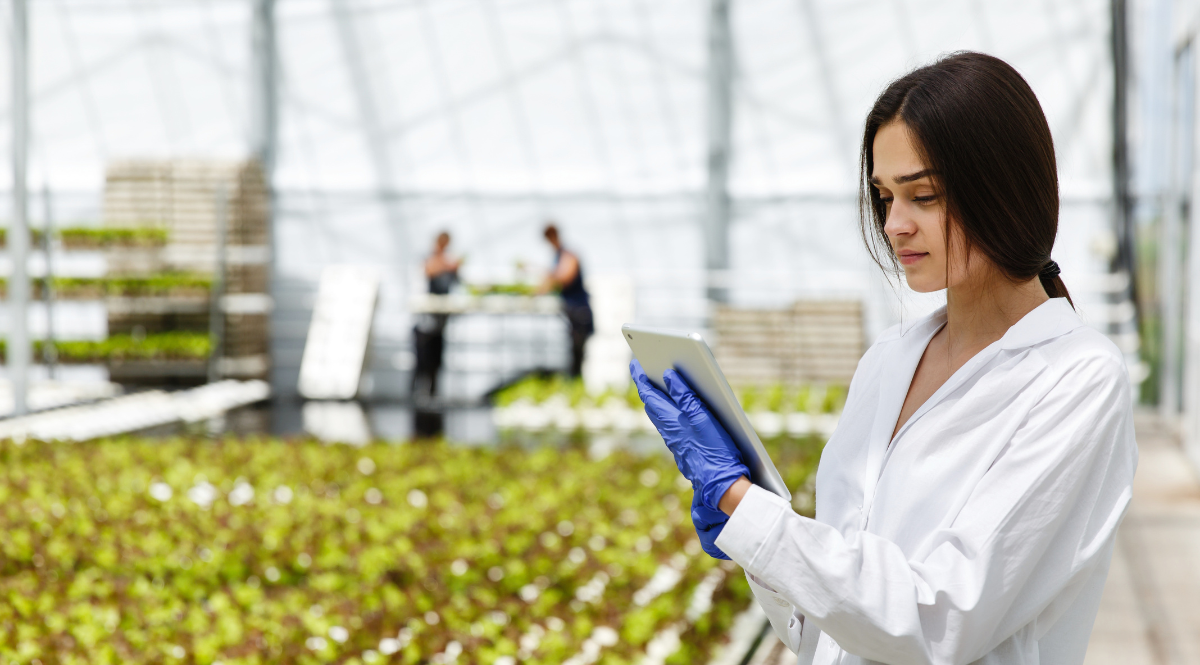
[691,508,726,532]
[632,368,688,448]
[662,369,715,422]
[632,361,661,397]
[628,362,676,403]
[691,493,728,528]
[633,370,675,411]
[675,450,700,485]
[663,370,706,416]
[629,359,647,383]
[692,490,724,516]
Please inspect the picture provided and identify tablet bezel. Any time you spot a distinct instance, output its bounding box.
[622,323,791,500]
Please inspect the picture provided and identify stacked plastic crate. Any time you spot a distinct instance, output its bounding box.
[711,300,865,387]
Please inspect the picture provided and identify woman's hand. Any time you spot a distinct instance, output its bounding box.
[631,360,750,513]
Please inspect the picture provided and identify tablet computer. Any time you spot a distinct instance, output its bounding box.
[622,323,790,500]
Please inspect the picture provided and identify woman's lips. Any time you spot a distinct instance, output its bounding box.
[899,252,928,266]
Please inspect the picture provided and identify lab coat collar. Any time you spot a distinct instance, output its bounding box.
[897,297,1081,351]
[895,305,949,341]
[997,298,1083,350]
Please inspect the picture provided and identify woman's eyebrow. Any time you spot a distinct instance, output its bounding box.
[893,169,935,184]
[868,169,935,186]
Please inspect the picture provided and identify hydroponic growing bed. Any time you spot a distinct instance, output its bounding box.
[0,435,823,665]
[492,375,846,442]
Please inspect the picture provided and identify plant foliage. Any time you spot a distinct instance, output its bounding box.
[0,436,828,664]
[0,333,212,363]
[0,274,212,299]
[0,227,168,249]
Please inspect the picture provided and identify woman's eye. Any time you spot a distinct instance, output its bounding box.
[879,196,894,204]
[912,195,938,205]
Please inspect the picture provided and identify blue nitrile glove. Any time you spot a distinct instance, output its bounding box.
[691,492,731,560]
[630,359,750,513]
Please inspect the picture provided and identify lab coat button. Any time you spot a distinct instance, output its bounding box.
[774,598,789,607]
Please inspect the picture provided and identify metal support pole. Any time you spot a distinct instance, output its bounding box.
[10,0,31,415]
[1110,0,1140,332]
[251,0,277,176]
[704,0,734,304]
[1107,0,1148,392]
[41,185,57,380]
[208,189,228,384]
[1161,45,1192,421]
[251,0,277,391]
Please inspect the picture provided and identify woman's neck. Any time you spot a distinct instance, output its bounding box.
[943,269,1049,357]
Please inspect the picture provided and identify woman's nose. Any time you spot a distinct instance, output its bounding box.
[884,206,917,239]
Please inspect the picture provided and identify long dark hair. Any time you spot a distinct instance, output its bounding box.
[858,51,1072,307]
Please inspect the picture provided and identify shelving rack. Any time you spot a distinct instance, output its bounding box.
[101,159,271,385]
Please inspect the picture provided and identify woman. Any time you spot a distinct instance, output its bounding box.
[412,232,461,402]
[632,52,1137,665]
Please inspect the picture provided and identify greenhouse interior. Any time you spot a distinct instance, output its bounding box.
[2,0,1200,663]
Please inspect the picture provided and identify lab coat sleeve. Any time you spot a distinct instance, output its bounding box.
[745,571,805,653]
[715,355,1136,665]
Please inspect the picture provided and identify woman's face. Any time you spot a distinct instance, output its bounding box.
[871,120,972,293]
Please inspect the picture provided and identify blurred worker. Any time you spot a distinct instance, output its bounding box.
[538,224,593,378]
[411,231,460,403]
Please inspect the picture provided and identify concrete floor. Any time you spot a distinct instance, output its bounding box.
[744,412,1200,665]
[1084,413,1200,665]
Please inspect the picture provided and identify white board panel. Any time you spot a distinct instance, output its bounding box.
[297,265,380,400]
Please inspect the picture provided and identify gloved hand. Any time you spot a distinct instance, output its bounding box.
[630,360,750,513]
[691,492,731,560]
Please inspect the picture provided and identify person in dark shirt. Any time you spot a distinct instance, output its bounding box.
[537,223,593,378]
[426,232,460,295]
[412,231,460,401]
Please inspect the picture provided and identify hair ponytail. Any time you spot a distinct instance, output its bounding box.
[1037,260,1073,307]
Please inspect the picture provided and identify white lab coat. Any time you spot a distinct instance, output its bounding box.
[715,298,1137,665]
